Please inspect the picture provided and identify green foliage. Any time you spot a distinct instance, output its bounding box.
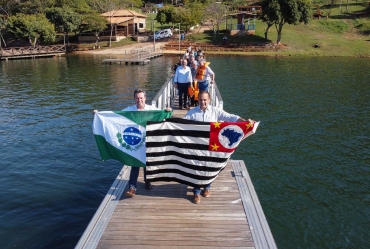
[155,4,204,31]
[260,0,312,43]
[11,0,56,14]
[156,5,175,24]
[55,0,91,13]
[7,13,56,46]
[354,18,370,34]
[46,7,82,34]
[81,13,107,33]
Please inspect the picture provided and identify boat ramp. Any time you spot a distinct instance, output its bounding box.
[76,80,277,249]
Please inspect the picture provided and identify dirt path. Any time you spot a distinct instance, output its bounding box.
[76,41,169,55]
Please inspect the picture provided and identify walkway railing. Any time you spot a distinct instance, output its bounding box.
[151,77,223,110]
[1,45,65,58]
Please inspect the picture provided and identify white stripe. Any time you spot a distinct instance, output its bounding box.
[146,135,208,145]
[146,121,210,132]
[147,172,222,186]
[147,145,232,160]
[146,153,229,168]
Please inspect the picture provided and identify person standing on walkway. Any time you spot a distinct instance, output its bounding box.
[121,89,162,196]
[94,89,171,197]
[174,59,192,109]
[196,59,215,93]
[183,91,250,204]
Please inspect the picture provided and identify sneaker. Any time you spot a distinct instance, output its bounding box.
[125,187,136,197]
[193,194,201,204]
[145,182,152,190]
[203,189,211,198]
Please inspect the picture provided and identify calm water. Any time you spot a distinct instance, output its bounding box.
[0,55,369,249]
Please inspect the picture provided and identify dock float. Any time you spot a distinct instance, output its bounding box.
[102,59,150,65]
[102,52,163,65]
[76,160,277,249]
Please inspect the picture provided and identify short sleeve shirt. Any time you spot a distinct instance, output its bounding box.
[123,104,160,111]
[183,105,239,122]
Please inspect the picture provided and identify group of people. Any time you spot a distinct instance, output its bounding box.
[172,47,215,110]
[94,48,252,204]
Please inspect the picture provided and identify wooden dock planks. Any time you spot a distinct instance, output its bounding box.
[76,160,277,249]
[97,163,254,249]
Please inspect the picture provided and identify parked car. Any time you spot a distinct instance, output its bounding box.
[153,30,165,40]
[162,29,173,38]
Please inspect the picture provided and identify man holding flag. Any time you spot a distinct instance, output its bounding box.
[183,91,254,204]
[93,89,172,197]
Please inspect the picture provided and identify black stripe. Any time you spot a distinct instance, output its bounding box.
[147,117,211,126]
[147,129,209,138]
[146,168,220,181]
[146,159,226,171]
[146,177,211,189]
[146,167,226,188]
[146,141,209,151]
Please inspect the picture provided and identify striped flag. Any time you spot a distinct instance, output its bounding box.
[93,110,172,167]
[146,118,259,188]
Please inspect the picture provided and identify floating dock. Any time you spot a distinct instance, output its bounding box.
[76,161,277,249]
[102,51,163,65]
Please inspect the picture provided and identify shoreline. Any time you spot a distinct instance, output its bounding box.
[72,41,370,58]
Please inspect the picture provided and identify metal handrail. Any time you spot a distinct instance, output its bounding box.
[152,77,223,110]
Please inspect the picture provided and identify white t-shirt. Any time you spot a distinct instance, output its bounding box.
[123,104,159,111]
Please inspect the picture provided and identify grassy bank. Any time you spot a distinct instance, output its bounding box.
[159,2,370,57]
[75,2,370,57]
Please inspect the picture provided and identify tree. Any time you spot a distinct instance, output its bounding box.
[260,0,312,44]
[7,13,56,46]
[11,0,56,14]
[203,3,227,36]
[156,4,174,25]
[168,3,204,32]
[81,13,107,47]
[46,7,81,44]
[0,14,8,47]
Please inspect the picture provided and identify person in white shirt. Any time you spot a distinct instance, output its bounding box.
[183,91,252,204]
[123,89,159,196]
[174,59,192,109]
[94,89,171,197]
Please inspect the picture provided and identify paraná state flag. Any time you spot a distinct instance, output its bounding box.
[145,118,259,188]
[93,110,172,167]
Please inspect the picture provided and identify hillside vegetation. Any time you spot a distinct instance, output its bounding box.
[161,2,370,57]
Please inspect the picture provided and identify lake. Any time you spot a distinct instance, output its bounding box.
[0,54,369,249]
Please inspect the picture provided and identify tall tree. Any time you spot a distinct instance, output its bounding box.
[46,7,81,45]
[260,0,312,44]
[81,13,107,47]
[7,13,56,46]
[203,3,227,36]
